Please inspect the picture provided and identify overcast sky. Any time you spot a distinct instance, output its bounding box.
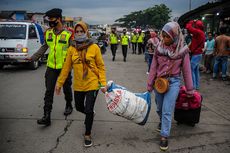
[0,0,209,24]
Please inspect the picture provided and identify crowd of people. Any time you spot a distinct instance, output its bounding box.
[28,7,230,151]
[107,19,230,85]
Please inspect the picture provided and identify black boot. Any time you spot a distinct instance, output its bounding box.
[64,105,73,116]
[37,112,51,126]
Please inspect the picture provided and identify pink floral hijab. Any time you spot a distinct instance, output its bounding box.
[157,22,189,59]
[148,31,159,47]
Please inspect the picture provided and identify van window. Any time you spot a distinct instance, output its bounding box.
[29,25,37,39]
[0,24,26,39]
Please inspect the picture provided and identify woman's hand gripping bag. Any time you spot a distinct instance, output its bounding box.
[104,81,151,125]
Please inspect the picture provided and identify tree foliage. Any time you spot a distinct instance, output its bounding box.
[115,4,171,29]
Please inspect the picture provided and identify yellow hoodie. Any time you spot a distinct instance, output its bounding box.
[56,22,106,91]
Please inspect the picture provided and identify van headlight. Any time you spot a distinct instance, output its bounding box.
[22,48,28,53]
[1,48,6,52]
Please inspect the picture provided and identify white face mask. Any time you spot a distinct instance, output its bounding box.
[74,33,88,42]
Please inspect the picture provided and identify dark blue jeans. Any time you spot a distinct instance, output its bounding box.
[213,56,228,78]
[147,54,153,72]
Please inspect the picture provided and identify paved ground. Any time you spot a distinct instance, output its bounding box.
[0,46,230,153]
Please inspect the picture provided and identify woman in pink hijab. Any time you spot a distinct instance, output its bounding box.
[147,22,194,151]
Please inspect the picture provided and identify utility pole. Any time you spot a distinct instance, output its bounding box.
[189,0,191,11]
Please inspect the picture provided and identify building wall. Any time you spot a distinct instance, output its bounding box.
[11,13,25,20]
[31,14,44,25]
[15,13,25,20]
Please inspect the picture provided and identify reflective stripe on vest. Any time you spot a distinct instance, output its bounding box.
[110,33,118,44]
[121,35,129,45]
[46,29,71,69]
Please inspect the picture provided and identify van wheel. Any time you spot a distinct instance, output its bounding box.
[38,58,42,66]
[40,55,46,64]
[29,60,39,70]
[0,63,4,69]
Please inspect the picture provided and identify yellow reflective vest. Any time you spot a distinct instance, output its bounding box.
[137,33,144,43]
[121,34,129,45]
[131,34,137,43]
[45,29,72,69]
[109,33,118,44]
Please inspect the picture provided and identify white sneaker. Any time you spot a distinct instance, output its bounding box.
[146,72,149,75]
[84,135,92,147]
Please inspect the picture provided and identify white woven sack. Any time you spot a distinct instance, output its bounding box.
[105,87,148,124]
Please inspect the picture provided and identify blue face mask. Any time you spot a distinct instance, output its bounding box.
[74,33,88,42]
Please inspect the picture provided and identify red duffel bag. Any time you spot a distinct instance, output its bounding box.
[175,86,202,110]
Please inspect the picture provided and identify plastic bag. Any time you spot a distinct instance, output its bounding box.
[105,81,151,125]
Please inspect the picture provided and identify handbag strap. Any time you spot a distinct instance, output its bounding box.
[168,60,176,77]
[160,60,176,78]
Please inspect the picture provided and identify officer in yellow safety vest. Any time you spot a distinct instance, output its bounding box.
[137,31,144,54]
[131,31,138,54]
[121,29,129,62]
[29,8,73,126]
[109,27,118,61]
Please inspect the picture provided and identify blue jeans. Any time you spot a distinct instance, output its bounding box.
[144,47,148,62]
[147,54,153,72]
[154,77,181,137]
[213,56,228,78]
[191,54,202,90]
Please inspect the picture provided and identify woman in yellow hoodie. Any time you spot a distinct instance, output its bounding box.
[55,21,107,147]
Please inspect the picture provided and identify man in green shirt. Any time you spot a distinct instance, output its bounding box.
[109,27,119,61]
[121,29,129,62]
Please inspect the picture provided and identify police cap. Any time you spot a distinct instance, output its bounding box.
[45,8,62,18]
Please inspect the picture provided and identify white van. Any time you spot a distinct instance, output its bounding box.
[0,21,44,69]
[89,29,101,43]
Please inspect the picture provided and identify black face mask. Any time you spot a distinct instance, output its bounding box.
[49,19,58,28]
